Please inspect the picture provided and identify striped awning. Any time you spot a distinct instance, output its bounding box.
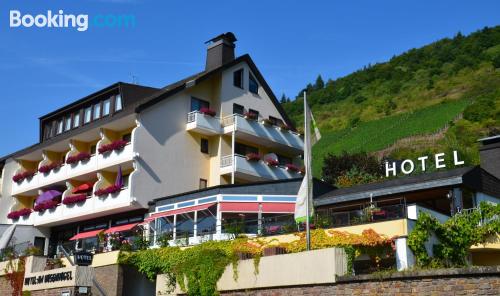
[145,203,216,222]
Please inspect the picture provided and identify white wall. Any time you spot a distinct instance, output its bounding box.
[0,158,21,224]
[219,62,285,122]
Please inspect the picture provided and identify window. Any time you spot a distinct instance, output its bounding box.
[115,95,123,111]
[190,97,209,112]
[90,145,96,155]
[73,112,80,128]
[199,179,208,189]
[200,138,209,154]
[43,123,51,140]
[277,154,292,166]
[123,174,130,188]
[269,116,284,126]
[84,107,92,124]
[65,116,72,131]
[233,103,244,115]
[249,109,259,118]
[235,142,258,156]
[122,133,132,143]
[57,120,63,134]
[103,99,111,116]
[93,103,101,120]
[249,73,258,94]
[233,69,243,89]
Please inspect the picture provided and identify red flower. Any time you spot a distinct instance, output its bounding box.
[66,152,91,164]
[12,171,36,183]
[38,162,62,174]
[285,163,300,172]
[265,158,280,166]
[95,184,122,197]
[199,107,216,117]
[245,153,261,161]
[98,140,128,154]
[33,200,59,212]
[7,208,32,219]
[244,111,258,120]
[62,194,88,205]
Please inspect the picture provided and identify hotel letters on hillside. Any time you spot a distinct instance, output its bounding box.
[385,150,465,177]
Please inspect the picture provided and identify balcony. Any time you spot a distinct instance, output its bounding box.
[32,187,135,226]
[186,111,221,135]
[11,144,134,196]
[222,115,304,153]
[220,154,302,181]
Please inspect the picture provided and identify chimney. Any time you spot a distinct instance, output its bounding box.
[205,32,237,71]
[478,135,500,179]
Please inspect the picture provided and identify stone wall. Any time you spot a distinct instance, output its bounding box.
[0,276,13,296]
[222,266,500,296]
[94,264,123,296]
[31,287,76,296]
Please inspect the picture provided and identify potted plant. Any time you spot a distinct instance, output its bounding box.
[245,153,261,161]
[265,158,279,167]
[260,118,273,126]
[38,162,62,174]
[278,123,292,131]
[244,111,258,120]
[98,140,128,154]
[199,107,216,117]
[66,152,91,164]
[33,200,58,212]
[62,194,87,205]
[285,163,300,172]
[7,208,32,220]
[12,171,35,183]
[95,184,122,197]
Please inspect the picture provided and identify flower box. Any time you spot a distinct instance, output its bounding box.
[66,152,91,164]
[260,118,273,126]
[278,123,292,132]
[199,107,216,117]
[12,171,36,183]
[285,163,300,172]
[38,162,62,174]
[244,111,258,120]
[7,208,32,219]
[95,184,122,197]
[98,140,128,154]
[62,194,88,205]
[33,200,59,212]
[265,158,280,167]
[299,167,305,174]
[245,153,261,161]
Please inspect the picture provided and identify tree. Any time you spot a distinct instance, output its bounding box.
[314,75,325,90]
[280,93,287,104]
[321,151,383,186]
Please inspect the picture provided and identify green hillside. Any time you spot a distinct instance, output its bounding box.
[282,26,500,178]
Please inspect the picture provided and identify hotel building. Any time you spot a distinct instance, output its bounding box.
[0,33,305,256]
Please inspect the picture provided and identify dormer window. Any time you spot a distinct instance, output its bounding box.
[249,73,258,94]
[57,120,63,134]
[115,95,123,112]
[93,104,101,120]
[84,107,92,124]
[73,112,80,128]
[103,99,111,116]
[65,116,72,131]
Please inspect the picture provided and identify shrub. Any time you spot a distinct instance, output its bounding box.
[322,151,383,185]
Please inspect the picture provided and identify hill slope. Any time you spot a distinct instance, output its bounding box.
[282,26,500,178]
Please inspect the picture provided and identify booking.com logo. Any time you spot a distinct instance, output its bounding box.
[9,10,136,32]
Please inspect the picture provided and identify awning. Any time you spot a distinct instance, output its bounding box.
[104,223,139,234]
[261,203,295,213]
[72,182,95,194]
[69,229,104,241]
[219,202,259,212]
[145,202,216,222]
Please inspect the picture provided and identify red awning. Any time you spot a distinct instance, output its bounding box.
[145,202,216,222]
[72,182,95,194]
[219,202,260,212]
[104,223,139,234]
[69,229,104,241]
[261,203,295,213]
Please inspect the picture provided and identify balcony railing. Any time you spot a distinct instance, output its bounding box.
[316,204,407,228]
[220,154,301,181]
[186,111,221,135]
[12,144,134,196]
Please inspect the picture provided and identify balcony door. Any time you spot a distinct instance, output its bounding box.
[191,97,209,112]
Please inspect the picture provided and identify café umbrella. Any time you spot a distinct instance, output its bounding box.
[36,190,62,205]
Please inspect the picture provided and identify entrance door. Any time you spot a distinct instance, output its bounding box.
[34,237,46,255]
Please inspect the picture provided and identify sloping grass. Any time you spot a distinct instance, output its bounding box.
[312,99,469,176]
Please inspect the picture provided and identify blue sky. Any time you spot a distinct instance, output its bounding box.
[0,0,499,156]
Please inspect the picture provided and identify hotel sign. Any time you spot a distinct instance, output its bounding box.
[74,251,93,266]
[385,150,464,177]
[24,271,73,286]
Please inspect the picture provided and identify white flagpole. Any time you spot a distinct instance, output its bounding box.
[304,92,311,251]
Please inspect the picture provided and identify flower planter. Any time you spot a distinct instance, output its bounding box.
[33,200,59,212]
[12,171,35,183]
[265,158,279,167]
[285,163,300,172]
[62,194,88,205]
[38,162,62,174]
[95,185,122,197]
[245,153,261,161]
[98,140,128,154]
[66,152,91,164]
[260,118,273,126]
[244,112,258,120]
[278,123,292,132]
[199,107,216,117]
[7,208,32,219]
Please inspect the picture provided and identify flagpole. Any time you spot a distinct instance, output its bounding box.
[304,92,311,251]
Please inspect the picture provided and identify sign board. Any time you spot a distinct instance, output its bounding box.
[385,150,464,177]
[74,251,93,266]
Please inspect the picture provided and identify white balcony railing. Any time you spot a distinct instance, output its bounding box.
[31,188,133,226]
[223,114,303,152]
[220,154,302,181]
[12,144,134,196]
[186,111,221,135]
[407,204,450,224]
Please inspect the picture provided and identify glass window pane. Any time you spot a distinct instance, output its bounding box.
[84,107,92,123]
[57,120,63,134]
[249,73,258,94]
[65,117,71,131]
[73,113,80,128]
[115,95,123,111]
[233,69,243,88]
[103,99,111,116]
[93,104,101,119]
